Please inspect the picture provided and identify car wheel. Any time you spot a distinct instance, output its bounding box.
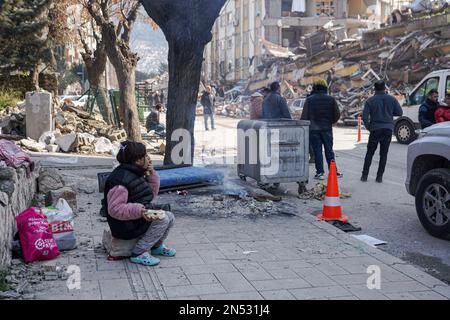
[415,168,450,240]
[395,120,416,144]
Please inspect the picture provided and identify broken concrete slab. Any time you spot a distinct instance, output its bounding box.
[55,132,77,152]
[25,91,53,141]
[38,168,65,194]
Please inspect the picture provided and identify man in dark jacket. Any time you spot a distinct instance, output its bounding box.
[301,79,341,180]
[201,86,215,130]
[418,89,439,129]
[361,80,403,183]
[262,81,292,119]
[145,104,165,137]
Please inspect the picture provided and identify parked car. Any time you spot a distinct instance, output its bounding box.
[405,121,450,239]
[394,69,450,144]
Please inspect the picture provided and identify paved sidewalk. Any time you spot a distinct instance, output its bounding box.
[33,176,450,300]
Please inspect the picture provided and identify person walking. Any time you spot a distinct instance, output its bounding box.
[200,86,216,130]
[419,89,439,129]
[262,81,292,119]
[361,80,403,183]
[300,79,341,180]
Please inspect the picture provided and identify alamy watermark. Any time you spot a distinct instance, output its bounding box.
[169,128,288,176]
[366,265,381,290]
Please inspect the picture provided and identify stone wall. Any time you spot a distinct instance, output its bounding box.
[0,164,40,269]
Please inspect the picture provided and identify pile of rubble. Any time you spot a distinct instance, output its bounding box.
[0,102,128,155]
[234,12,450,123]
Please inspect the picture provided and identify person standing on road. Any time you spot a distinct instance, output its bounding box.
[361,80,403,183]
[201,86,216,130]
[419,89,439,129]
[301,79,342,180]
[262,81,292,119]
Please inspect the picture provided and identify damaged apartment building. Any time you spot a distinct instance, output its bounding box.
[203,0,411,85]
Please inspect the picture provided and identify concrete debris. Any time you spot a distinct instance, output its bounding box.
[38,168,65,194]
[19,139,46,152]
[218,12,450,124]
[298,183,352,201]
[55,132,77,152]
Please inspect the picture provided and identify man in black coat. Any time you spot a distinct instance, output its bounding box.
[301,79,341,180]
[361,80,403,183]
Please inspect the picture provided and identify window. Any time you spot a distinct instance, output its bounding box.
[227,38,233,49]
[409,77,439,105]
[282,0,293,12]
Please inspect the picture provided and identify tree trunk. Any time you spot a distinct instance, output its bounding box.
[164,40,204,165]
[117,67,141,142]
[31,66,40,91]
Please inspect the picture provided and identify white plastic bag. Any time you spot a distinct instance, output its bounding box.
[41,199,77,251]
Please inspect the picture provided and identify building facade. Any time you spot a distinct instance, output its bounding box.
[203,0,413,84]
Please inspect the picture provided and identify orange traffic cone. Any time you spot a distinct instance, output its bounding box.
[316,160,348,222]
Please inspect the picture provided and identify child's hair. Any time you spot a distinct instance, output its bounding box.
[116,140,147,164]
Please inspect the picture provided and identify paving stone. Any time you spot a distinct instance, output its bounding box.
[267,269,299,280]
[187,273,220,285]
[289,286,352,300]
[304,259,350,276]
[96,259,126,271]
[157,257,205,268]
[232,262,274,281]
[292,268,338,287]
[182,263,238,275]
[385,292,418,300]
[261,260,311,270]
[99,279,134,300]
[199,291,264,300]
[163,283,227,298]
[251,278,311,291]
[327,295,360,300]
[390,264,446,288]
[82,270,128,281]
[259,290,296,300]
[409,291,448,300]
[376,281,433,294]
[343,284,390,300]
[331,273,371,285]
[155,269,190,287]
[214,272,256,293]
[433,285,450,299]
[196,249,228,264]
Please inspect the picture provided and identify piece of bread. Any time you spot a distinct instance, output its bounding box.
[144,209,166,220]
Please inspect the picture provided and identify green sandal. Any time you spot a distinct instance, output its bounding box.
[151,244,176,257]
[130,252,160,266]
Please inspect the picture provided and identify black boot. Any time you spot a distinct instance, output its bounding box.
[376,176,383,183]
[360,175,368,182]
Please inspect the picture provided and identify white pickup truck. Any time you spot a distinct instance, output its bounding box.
[394,69,450,144]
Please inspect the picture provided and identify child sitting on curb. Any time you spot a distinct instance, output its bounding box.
[104,140,175,266]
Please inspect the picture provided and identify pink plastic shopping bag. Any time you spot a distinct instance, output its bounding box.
[15,207,60,263]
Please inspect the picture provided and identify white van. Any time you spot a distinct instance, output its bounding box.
[394,69,450,144]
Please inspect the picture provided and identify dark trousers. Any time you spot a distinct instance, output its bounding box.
[204,113,215,130]
[310,129,336,175]
[362,128,392,178]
